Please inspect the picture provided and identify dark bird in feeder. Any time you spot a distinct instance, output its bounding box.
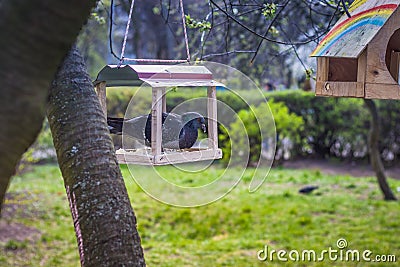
[299,185,319,194]
[107,112,207,149]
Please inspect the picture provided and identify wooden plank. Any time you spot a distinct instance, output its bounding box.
[357,49,367,97]
[357,49,367,83]
[151,88,163,157]
[315,81,327,96]
[316,58,329,95]
[356,82,365,98]
[316,81,332,96]
[316,58,329,82]
[389,51,400,83]
[95,81,107,117]
[207,86,218,149]
[153,149,222,165]
[316,82,363,98]
[116,152,153,165]
[365,83,400,99]
[116,149,222,165]
[329,82,356,97]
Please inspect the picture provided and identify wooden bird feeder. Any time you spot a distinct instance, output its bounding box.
[94,64,223,165]
[311,0,400,99]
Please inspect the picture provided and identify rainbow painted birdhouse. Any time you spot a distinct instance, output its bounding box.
[311,0,400,99]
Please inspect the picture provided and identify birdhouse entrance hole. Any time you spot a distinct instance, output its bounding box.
[386,28,400,84]
[94,64,223,165]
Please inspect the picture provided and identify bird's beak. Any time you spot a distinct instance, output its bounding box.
[201,123,207,133]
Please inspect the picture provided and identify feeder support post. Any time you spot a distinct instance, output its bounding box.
[95,81,107,117]
[152,87,163,157]
[162,87,167,113]
[207,86,218,149]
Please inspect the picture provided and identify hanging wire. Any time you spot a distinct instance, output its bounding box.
[119,0,135,65]
[179,0,191,61]
[112,0,191,65]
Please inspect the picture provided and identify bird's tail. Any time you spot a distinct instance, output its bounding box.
[107,117,124,135]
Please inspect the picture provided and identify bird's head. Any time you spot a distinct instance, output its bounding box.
[181,112,207,133]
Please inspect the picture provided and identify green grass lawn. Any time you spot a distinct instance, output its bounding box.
[1,164,399,266]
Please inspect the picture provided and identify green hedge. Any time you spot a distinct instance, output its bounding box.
[220,100,304,165]
[266,90,369,159]
[266,90,400,163]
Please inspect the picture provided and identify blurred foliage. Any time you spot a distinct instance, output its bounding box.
[266,90,370,160]
[107,88,139,117]
[266,100,304,144]
[18,119,56,173]
[265,100,305,162]
[185,14,212,32]
[226,107,261,165]
[262,3,277,20]
[77,0,109,79]
[220,100,304,166]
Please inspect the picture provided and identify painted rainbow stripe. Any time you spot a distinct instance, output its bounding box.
[311,4,397,57]
[348,0,368,13]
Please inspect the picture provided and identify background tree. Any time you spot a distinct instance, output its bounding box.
[365,99,397,200]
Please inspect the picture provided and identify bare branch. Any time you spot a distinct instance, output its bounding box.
[208,0,332,46]
[250,0,290,63]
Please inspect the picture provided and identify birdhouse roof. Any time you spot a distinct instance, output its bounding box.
[311,0,400,58]
[94,64,225,87]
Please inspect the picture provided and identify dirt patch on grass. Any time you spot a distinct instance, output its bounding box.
[0,221,41,243]
[0,192,42,244]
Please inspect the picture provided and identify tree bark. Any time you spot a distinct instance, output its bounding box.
[47,47,146,266]
[0,0,98,213]
[364,99,397,201]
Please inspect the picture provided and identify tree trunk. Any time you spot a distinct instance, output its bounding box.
[0,0,98,213]
[47,47,146,266]
[364,99,397,201]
